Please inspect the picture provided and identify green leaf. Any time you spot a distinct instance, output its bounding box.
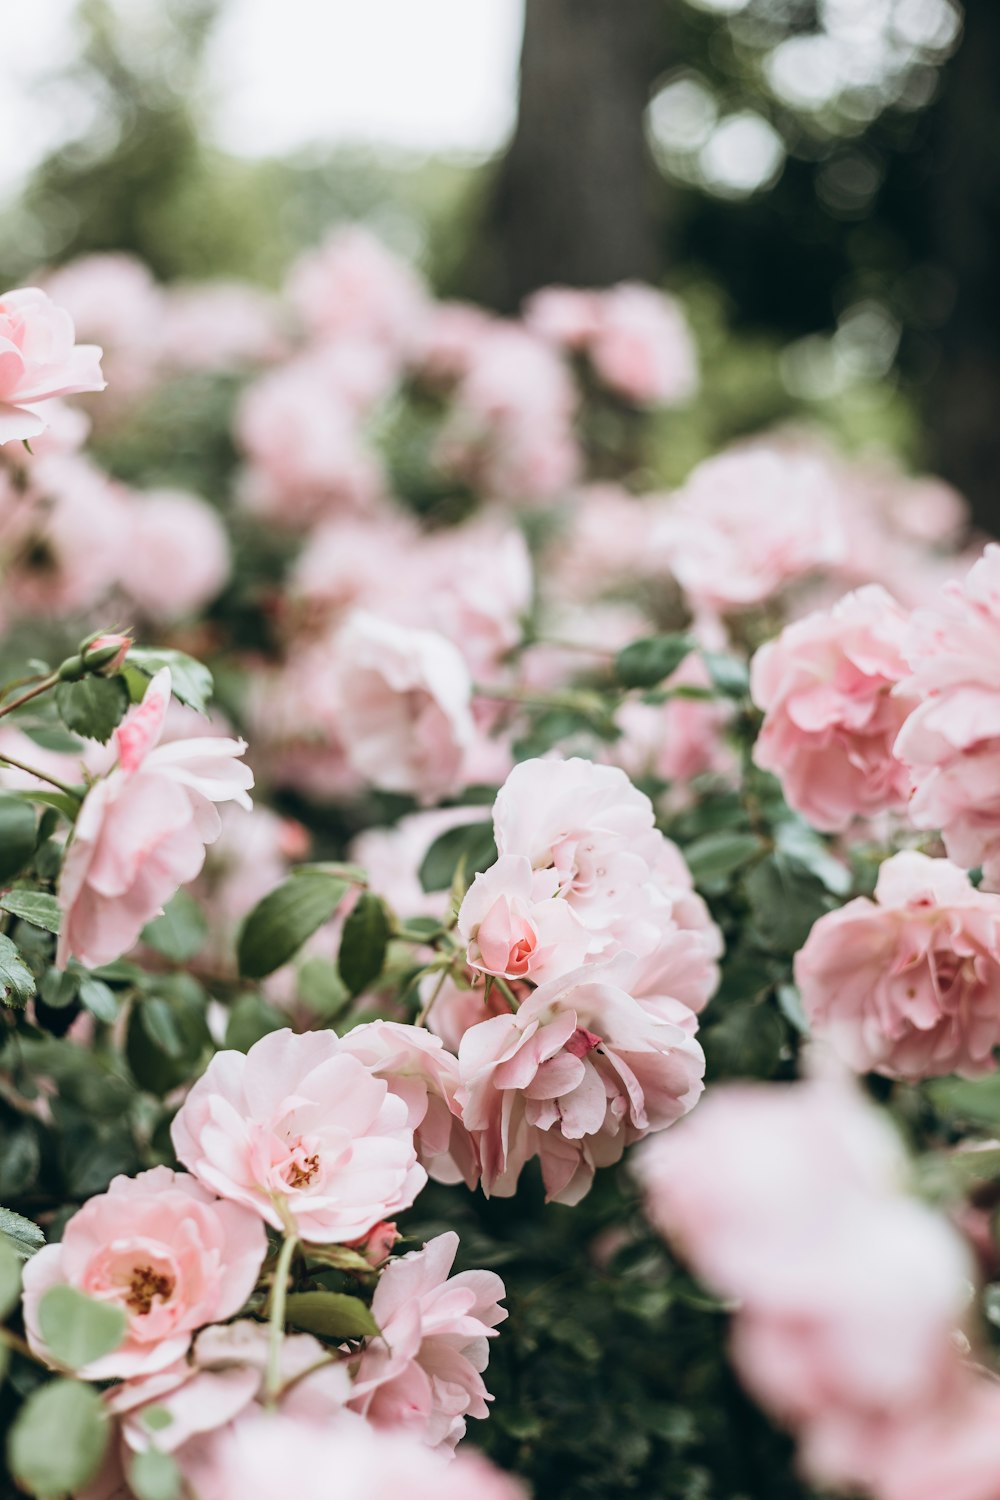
[0,794,37,884]
[419,820,496,893]
[38,1285,127,1370]
[78,976,118,1024]
[237,872,349,980]
[129,1449,181,1500]
[8,1378,109,1497]
[127,989,212,1096]
[615,633,694,690]
[225,992,286,1052]
[297,957,352,1021]
[55,675,129,744]
[700,651,751,698]
[744,852,834,955]
[141,889,207,963]
[927,1074,1000,1129]
[0,889,61,933]
[284,1290,379,1340]
[702,1003,786,1081]
[0,933,36,1008]
[683,831,763,885]
[338,893,391,997]
[40,968,79,1009]
[0,1205,44,1259]
[0,1237,21,1319]
[126,648,214,714]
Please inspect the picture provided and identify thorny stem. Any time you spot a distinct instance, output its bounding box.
[0,752,82,802]
[0,673,59,721]
[265,1232,298,1404]
[416,964,452,1028]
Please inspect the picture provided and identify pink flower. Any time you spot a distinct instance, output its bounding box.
[795,851,1000,1080]
[610,652,735,788]
[57,669,253,969]
[523,286,601,348]
[0,287,105,443]
[157,282,286,373]
[287,226,429,357]
[457,854,590,984]
[122,489,231,623]
[21,1168,265,1379]
[895,545,1000,887]
[588,283,698,407]
[654,445,847,611]
[750,586,915,832]
[333,611,474,800]
[189,1412,525,1500]
[458,958,705,1204]
[491,757,676,962]
[873,1377,1000,1500]
[170,1028,426,1243]
[628,839,723,1015]
[339,1021,479,1189]
[349,1231,506,1450]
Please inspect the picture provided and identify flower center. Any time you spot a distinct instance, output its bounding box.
[283,1150,320,1190]
[126,1264,175,1316]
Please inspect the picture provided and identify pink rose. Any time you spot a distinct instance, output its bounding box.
[339,1020,479,1189]
[611,652,735,788]
[57,669,253,969]
[287,226,429,357]
[191,1412,525,1500]
[588,282,698,407]
[349,1230,506,1450]
[654,445,847,611]
[492,757,677,962]
[0,286,105,443]
[795,850,1000,1080]
[21,1168,265,1379]
[627,839,723,1015]
[873,1377,1000,1500]
[170,1028,426,1243]
[895,544,1000,887]
[333,611,474,800]
[458,958,705,1204]
[122,489,231,623]
[750,586,914,832]
[457,854,590,985]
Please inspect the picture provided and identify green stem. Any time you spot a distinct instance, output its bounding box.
[0,673,59,721]
[265,1232,298,1403]
[0,752,82,802]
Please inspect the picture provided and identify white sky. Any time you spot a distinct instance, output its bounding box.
[0,0,524,199]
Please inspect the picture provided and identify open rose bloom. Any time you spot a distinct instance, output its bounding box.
[0,286,105,442]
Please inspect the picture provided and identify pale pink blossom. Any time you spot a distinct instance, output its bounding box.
[0,286,105,442]
[339,1020,479,1188]
[610,652,735,788]
[750,586,914,832]
[653,445,847,611]
[349,1231,506,1450]
[246,642,362,803]
[190,1412,525,1500]
[21,1168,265,1379]
[415,300,494,382]
[57,669,253,969]
[157,281,286,372]
[895,545,1000,887]
[458,957,705,1204]
[426,974,513,1053]
[171,1028,425,1242]
[588,282,698,407]
[873,1377,1000,1500]
[290,512,419,618]
[795,850,1000,1080]
[458,854,590,985]
[333,611,474,800]
[629,839,724,1015]
[288,226,429,357]
[523,286,601,348]
[122,488,231,623]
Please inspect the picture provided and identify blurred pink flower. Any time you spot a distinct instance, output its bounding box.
[588,282,698,407]
[349,1230,506,1450]
[751,585,914,832]
[171,1028,425,1242]
[122,488,231,623]
[0,286,105,442]
[57,669,253,968]
[796,850,1000,1079]
[22,1168,265,1380]
[288,225,429,357]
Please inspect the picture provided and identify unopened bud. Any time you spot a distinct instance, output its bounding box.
[83,633,132,675]
[345,1220,400,1267]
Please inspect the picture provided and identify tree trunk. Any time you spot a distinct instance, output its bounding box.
[475,0,666,311]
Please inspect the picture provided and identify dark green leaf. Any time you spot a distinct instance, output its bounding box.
[55,675,129,744]
[419,820,496,893]
[0,794,37,884]
[297,957,352,1020]
[0,933,35,1007]
[8,1378,109,1496]
[615,633,694,690]
[40,968,79,1009]
[225,992,285,1052]
[683,831,763,885]
[78,976,118,1024]
[700,651,751,698]
[744,852,834,954]
[141,889,207,963]
[125,648,213,714]
[284,1290,379,1340]
[127,990,212,1096]
[0,1205,44,1259]
[338,893,391,996]
[0,1237,21,1318]
[237,872,349,980]
[38,1285,127,1370]
[0,889,61,933]
[702,1003,786,1080]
